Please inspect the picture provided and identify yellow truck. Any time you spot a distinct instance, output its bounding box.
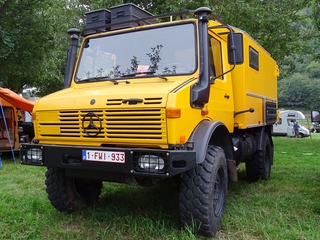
[21,4,278,236]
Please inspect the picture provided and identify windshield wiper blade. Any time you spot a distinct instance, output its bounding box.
[154,74,168,81]
[121,71,155,77]
[78,76,118,84]
[121,71,167,80]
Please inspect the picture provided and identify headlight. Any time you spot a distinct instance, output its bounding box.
[138,155,164,171]
[26,148,42,161]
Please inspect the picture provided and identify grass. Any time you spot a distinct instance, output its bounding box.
[1,134,320,239]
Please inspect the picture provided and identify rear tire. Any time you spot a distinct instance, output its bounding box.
[45,167,102,213]
[180,145,227,237]
[246,133,272,182]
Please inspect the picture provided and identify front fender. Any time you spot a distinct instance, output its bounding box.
[188,120,234,164]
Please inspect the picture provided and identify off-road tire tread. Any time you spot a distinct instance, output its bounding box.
[45,167,102,213]
[180,145,227,237]
[246,133,271,182]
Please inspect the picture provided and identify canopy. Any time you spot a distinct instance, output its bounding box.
[0,88,34,112]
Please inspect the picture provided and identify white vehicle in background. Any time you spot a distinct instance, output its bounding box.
[272,110,310,138]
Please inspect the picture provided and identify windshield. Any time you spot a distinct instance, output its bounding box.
[75,23,196,82]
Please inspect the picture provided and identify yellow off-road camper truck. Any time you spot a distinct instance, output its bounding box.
[21,4,278,236]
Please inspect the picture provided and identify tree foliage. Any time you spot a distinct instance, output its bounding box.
[0,0,320,109]
[0,0,51,92]
[211,0,312,63]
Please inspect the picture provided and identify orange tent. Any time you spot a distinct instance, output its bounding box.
[0,88,34,112]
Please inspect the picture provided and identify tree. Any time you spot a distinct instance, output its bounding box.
[0,0,91,95]
[305,79,320,109]
[0,0,52,93]
[32,0,89,96]
[210,0,312,63]
[278,73,309,108]
[306,61,320,79]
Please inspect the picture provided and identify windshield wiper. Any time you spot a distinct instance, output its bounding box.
[77,76,118,84]
[121,71,167,80]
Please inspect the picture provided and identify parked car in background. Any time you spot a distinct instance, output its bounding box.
[310,123,320,133]
[296,125,311,137]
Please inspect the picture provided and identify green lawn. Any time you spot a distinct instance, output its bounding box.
[1,134,320,239]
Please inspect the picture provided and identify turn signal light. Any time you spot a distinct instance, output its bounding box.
[201,109,209,116]
[167,108,181,118]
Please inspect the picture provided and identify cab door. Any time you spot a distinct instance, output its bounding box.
[207,34,234,132]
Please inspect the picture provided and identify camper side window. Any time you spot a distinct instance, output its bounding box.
[249,46,259,71]
[278,118,282,124]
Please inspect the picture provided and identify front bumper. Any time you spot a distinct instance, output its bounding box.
[20,144,196,180]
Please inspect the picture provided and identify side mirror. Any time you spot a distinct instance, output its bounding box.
[311,110,320,123]
[228,33,244,65]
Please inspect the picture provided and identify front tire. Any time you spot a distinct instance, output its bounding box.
[180,145,228,237]
[45,167,102,213]
[246,133,272,182]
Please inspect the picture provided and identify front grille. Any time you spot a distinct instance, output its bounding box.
[105,109,165,139]
[38,108,167,142]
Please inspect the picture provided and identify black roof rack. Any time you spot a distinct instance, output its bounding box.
[83,7,195,36]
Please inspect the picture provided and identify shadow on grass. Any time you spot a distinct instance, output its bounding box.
[89,179,181,229]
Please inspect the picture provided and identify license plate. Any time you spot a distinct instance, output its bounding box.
[82,150,125,163]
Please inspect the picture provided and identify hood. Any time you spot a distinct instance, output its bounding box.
[36,77,195,111]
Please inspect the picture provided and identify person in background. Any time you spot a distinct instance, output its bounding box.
[293,120,300,138]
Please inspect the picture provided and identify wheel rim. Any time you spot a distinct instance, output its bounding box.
[213,167,226,217]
